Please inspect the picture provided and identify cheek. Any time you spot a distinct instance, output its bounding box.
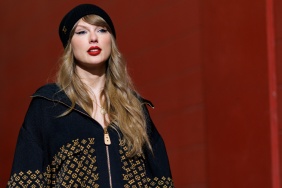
[72,47,80,61]
[105,45,111,58]
[71,40,83,59]
[104,38,112,57]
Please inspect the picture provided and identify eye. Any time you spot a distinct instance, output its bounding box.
[75,31,86,35]
[98,28,108,33]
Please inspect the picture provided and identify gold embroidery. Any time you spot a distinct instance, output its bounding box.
[119,139,174,187]
[62,26,67,34]
[8,138,99,188]
[147,176,174,188]
[120,139,147,187]
[8,138,173,187]
[7,170,44,188]
[46,138,99,187]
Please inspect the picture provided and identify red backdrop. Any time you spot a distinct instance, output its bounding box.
[0,0,281,188]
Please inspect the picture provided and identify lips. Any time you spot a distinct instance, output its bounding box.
[87,46,101,56]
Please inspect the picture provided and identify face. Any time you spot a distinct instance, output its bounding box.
[71,19,112,67]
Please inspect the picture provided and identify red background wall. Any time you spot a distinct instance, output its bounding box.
[0,0,281,188]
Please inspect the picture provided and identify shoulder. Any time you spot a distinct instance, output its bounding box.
[140,97,154,109]
[25,83,65,120]
[30,83,70,106]
[131,90,154,109]
[31,83,60,98]
[21,84,60,147]
[133,94,160,141]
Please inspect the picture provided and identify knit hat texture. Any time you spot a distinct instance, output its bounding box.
[59,4,116,48]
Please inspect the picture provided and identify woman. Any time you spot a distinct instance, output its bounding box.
[7,4,173,188]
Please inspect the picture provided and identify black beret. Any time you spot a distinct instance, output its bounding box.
[59,4,116,48]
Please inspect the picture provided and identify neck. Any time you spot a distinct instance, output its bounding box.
[76,63,106,98]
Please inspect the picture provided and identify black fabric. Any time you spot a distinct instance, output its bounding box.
[59,4,116,48]
[7,83,174,188]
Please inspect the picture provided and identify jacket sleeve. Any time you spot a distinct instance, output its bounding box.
[143,104,174,188]
[7,98,46,188]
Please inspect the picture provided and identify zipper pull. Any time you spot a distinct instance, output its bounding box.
[104,127,111,145]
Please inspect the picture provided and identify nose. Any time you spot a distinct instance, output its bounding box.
[89,31,98,43]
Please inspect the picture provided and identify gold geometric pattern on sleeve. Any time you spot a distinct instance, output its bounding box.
[147,176,174,188]
[44,138,99,188]
[7,170,44,188]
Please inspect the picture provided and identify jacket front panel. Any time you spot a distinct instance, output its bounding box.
[7,83,174,188]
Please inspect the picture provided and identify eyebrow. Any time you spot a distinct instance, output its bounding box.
[76,25,88,29]
[76,24,105,29]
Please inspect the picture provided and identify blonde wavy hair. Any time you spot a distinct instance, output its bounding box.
[56,14,152,157]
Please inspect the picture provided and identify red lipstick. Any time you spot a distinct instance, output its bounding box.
[87,46,101,55]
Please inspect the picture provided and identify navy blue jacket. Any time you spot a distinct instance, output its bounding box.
[7,83,174,188]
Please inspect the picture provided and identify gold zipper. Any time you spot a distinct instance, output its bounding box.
[104,127,112,188]
[32,95,113,187]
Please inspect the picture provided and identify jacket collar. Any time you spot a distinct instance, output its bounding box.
[30,83,154,114]
[30,83,90,116]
